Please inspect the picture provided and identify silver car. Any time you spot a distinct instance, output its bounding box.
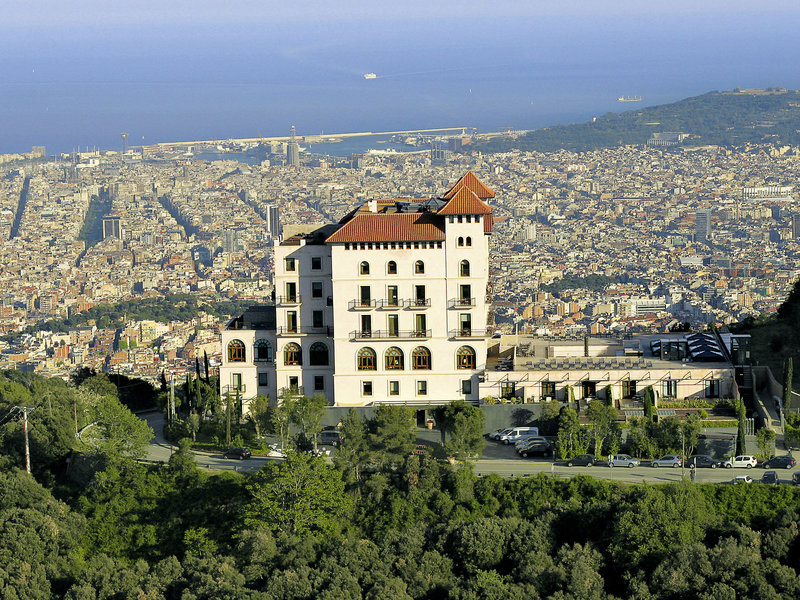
[608,454,640,468]
[651,455,682,468]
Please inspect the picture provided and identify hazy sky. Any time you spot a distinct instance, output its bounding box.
[3,0,798,28]
[2,1,799,153]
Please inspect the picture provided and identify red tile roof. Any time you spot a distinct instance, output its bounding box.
[442,171,495,199]
[326,212,446,243]
[437,186,493,216]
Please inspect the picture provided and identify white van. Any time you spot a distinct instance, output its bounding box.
[499,426,540,444]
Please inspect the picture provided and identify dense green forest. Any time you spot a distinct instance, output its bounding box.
[2,369,800,598]
[5,294,256,339]
[474,89,800,153]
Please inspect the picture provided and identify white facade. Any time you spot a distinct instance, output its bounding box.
[220,172,495,408]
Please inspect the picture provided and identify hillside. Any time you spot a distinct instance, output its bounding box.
[476,88,800,153]
[733,277,800,408]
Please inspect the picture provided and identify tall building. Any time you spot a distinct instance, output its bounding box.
[695,209,711,240]
[792,215,800,240]
[265,204,281,238]
[102,216,123,240]
[222,229,239,253]
[220,172,494,409]
[286,125,300,167]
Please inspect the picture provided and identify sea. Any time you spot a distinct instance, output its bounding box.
[1,11,798,156]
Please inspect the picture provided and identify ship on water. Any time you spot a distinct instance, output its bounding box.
[363,72,377,79]
[618,96,642,102]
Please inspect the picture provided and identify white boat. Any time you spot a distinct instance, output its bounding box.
[618,96,642,102]
[363,72,378,79]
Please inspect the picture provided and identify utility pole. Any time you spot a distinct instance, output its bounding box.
[169,373,176,424]
[14,406,35,474]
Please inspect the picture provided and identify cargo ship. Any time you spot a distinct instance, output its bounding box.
[363,72,378,79]
[618,96,642,102]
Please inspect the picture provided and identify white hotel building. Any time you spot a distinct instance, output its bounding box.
[220,172,495,408]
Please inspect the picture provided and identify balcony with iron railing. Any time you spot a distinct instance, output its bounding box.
[377,298,403,310]
[349,329,432,341]
[348,299,377,310]
[448,328,491,339]
[404,298,431,309]
[221,384,246,394]
[276,326,334,336]
[276,295,302,306]
[449,297,475,308]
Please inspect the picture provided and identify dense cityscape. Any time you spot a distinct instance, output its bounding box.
[1,135,798,385]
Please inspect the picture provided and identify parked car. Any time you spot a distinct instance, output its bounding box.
[608,454,640,468]
[519,442,553,458]
[565,454,596,467]
[223,447,252,460]
[500,427,540,444]
[761,471,780,485]
[488,427,514,441]
[793,472,800,485]
[760,455,796,469]
[733,475,753,484]
[688,455,722,469]
[651,455,682,468]
[319,430,343,446]
[724,455,757,469]
[515,436,548,452]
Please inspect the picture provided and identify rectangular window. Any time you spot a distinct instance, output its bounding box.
[389,380,400,396]
[662,379,678,398]
[705,378,720,398]
[462,379,473,395]
[541,381,556,400]
[311,256,322,270]
[415,313,427,336]
[285,282,297,302]
[360,285,371,306]
[387,285,398,306]
[258,372,268,387]
[622,380,637,398]
[459,313,472,336]
[362,381,373,396]
[500,381,515,399]
[417,381,428,396]
[312,281,323,298]
[460,284,471,303]
[285,257,296,272]
[388,314,399,336]
[232,373,242,391]
[289,376,299,392]
[415,284,426,305]
[360,314,372,336]
[314,375,324,391]
[286,311,297,333]
[312,310,323,328]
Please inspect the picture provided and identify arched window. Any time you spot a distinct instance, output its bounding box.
[456,345,476,369]
[227,339,245,362]
[387,261,397,275]
[360,261,370,275]
[357,347,376,371]
[309,342,329,366]
[458,236,464,247]
[385,346,404,370]
[254,339,273,362]
[414,260,425,274]
[283,342,302,366]
[466,237,472,247]
[412,346,431,370]
[460,260,470,277]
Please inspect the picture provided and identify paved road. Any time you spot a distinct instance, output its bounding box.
[140,412,795,484]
